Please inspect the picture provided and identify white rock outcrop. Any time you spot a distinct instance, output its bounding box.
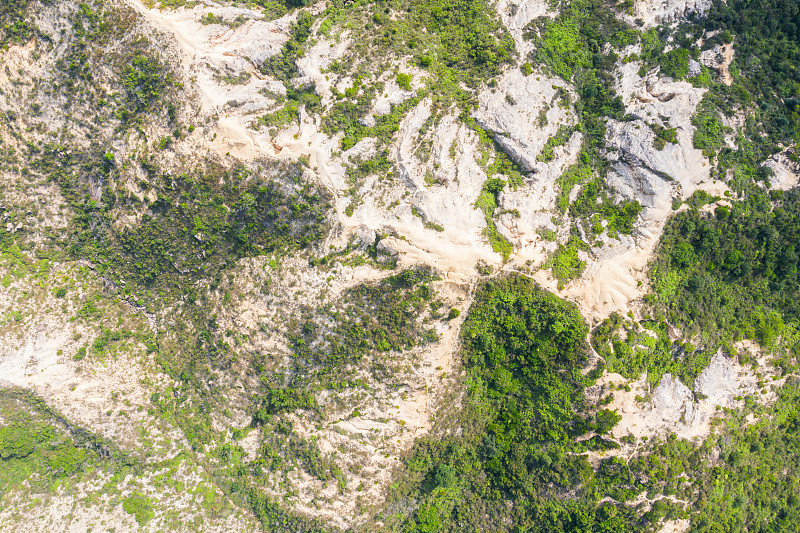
[597,351,777,442]
[494,0,554,56]
[554,63,724,318]
[474,69,577,171]
[765,151,800,191]
[632,0,712,27]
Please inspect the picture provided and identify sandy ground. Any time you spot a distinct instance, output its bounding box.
[0,261,184,459]
[660,519,691,533]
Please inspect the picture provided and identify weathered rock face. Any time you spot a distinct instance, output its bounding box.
[545,63,722,318]
[632,0,712,27]
[130,2,292,112]
[493,0,554,56]
[688,58,702,77]
[766,152,800,191]
[114,0,733,322]
[596,350,777,443]
[694,352,741,405]
[474,69,577,172]
[347,104,499,275]
[699,42,735,85]
[605,67,723,256]
[609,68,710,196]
[496,130,583,252]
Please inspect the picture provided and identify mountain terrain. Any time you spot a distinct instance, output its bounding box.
[1,0,800,531]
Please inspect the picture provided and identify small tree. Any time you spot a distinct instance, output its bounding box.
[396,72,412,91]
[660,48,690,79]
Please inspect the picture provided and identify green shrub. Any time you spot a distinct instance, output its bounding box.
[521,62,533,76]
[396,72,412,91]
[692,104,726,156]
[74,347,87,361]
[122,494,155,525]
[650,123,678,150]
[432,463,457,488]
[595,409,622,434]
[659,48,689,79]
[253,388,317,422]
[546,237,586,286]
[476,178,514,260]
[122,53,169,114]
[0,424,43,459]
[416,503,440,532]
[288,268,440,381]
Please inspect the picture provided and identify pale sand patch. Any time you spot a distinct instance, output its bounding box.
[659,519,691,533]
[0,263,184,458]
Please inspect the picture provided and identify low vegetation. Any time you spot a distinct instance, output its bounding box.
[2,0,800,530]
[382,276,682,532]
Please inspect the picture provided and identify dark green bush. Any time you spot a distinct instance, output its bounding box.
[659,48,690,79]
[652,189,800,359]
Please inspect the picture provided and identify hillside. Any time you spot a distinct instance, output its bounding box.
[0,0,799,531]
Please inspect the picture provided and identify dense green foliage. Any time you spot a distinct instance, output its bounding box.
[688,377,800,532]
[0,391,115,497]
[122,494,156,525]
[0,0,38,49]
[475,177,514,260]
[38,147,329,295]
[398,0,513,82]
[253,388,318,420]
[461,277,592,464]
[122,52,171,114]
[650,191,800,361]
[650,122,679,150]
[691,101,727,156]
[383,277,681,532]
[659,48,690,79]
[592,311,713,385]
[546,236,587,286]
[570,178,643,237]
[701,0,800,143]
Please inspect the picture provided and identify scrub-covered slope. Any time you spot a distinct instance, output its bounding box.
[0,0,799,531]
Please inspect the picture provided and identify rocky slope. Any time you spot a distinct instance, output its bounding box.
[0,0,798,531]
